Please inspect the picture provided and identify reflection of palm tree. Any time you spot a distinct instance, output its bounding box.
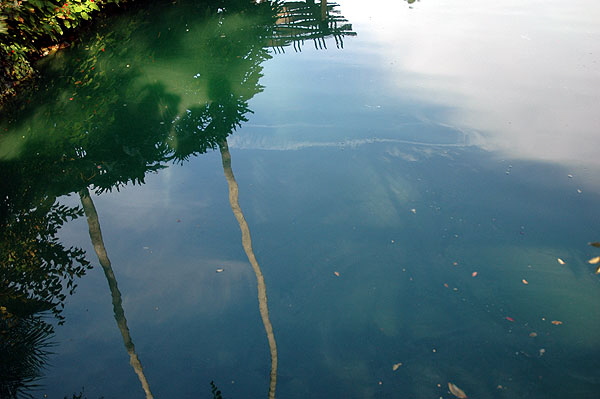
[79,188,154,399]
[0,304,53,399]
[270,0,356,52]
[218,139,278,399]
[320,0,328,21]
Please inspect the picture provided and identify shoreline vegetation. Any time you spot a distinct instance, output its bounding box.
[0,0,130,106]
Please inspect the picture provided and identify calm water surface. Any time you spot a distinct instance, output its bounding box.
[1,1,600,398]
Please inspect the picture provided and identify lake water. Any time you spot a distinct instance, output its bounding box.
[1,1,600,398]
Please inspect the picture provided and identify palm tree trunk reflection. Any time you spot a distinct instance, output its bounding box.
[79,188,154,399]
[320,0,327,21]
[218,140,278,399]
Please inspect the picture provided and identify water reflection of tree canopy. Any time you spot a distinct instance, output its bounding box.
[0,184,89,397]
[270,1,356,52]
[1,1,281,189]
[0,1,356,396]
[2,1,355,186]
[1,305,53,399]
[0,0,334,332]
[0,199,90,322]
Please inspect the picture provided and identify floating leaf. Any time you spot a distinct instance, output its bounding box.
[471,271,478,277]
[392,362,402,371]
[587,256,600,264]
[333,271,340,277]
[589,242,600,248]
[551,320,563,325]
[529,332,538,337]
[522,279,529,285]
[557,258,566,265]
[505,316,515,322]
[448,382,468,398]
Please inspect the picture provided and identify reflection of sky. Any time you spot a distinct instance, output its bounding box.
[52,141,600,398]
[24,2,600,397]
[245,0,600,168]
[52,154,269,399]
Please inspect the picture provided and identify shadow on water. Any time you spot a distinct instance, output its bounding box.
[0,0,355,398]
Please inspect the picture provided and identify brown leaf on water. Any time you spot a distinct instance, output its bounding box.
[587,256,600,264]
[392,362,402,371]
[333,271,340,277]
[596,265,600,275]
[551,320,563,325]
[448,382,468,398]
[589,242,600,248]
[522,279,529,285]
[557,258,566,265]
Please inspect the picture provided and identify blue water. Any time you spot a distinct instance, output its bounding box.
[1,1,599,398]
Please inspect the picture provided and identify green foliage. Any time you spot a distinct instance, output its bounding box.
[0,0,122,101]
[1,0,114,43]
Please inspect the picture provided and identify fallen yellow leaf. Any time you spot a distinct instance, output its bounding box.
[333,271,340,277]
[551,320,563,325]
[557,258,566,265]
[522,279,529,285]
[448,382,468,399]
[587,256,600,264]
[392,362,402,371]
